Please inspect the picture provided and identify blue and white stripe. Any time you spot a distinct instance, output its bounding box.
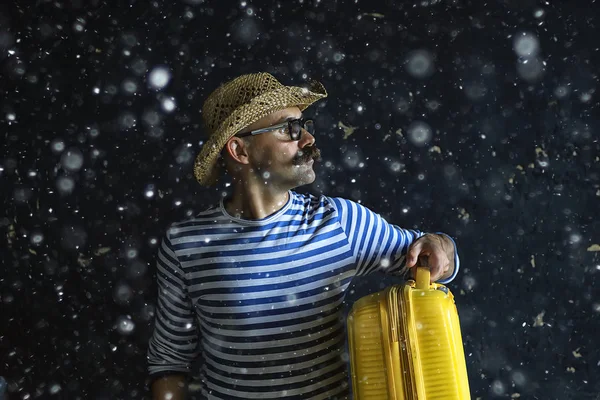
[147,191,459,399]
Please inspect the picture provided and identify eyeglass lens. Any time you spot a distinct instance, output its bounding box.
[290,120,314,140]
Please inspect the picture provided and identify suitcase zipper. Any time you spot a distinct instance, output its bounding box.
[387,286,417,400]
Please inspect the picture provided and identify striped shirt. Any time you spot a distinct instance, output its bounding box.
[147,190,459,399]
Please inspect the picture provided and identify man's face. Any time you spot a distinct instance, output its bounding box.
[241,106,321,189]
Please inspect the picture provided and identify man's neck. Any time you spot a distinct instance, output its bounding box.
[224,184,290,220]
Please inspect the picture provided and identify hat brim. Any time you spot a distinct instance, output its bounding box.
[193,81,327,186]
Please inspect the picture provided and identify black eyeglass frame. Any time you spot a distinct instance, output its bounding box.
[236,117,314,141]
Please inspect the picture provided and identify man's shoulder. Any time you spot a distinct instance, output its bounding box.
[316,196,384,221]
[306,193,359,212]
[291,190,339,212]
[165,204,223,237]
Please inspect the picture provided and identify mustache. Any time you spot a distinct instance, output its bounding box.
[293,146,322,164]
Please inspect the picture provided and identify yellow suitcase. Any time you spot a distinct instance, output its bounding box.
[347,267,471,399]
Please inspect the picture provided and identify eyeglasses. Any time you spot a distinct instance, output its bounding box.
[236,117,315,141]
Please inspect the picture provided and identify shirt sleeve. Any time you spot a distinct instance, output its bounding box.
[328,197,459,284]
[147,231,200,381]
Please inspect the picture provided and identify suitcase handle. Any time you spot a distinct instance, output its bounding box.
[415,266,430,290]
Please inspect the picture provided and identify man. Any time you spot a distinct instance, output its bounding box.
[147,72,459,399]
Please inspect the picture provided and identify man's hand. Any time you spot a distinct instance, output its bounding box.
[405,233,455,282]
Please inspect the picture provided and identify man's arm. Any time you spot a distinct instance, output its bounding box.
[151,374,187,400]
[147,233,199,397]
[328,197,460,283]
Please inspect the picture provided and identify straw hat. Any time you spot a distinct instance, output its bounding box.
[193,72,328,186]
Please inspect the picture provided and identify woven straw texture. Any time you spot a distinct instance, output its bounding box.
[193,72,327,186]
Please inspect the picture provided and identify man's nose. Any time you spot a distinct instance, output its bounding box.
[298,128,315,147]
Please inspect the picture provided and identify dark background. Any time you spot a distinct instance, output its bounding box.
[1,0,599,399]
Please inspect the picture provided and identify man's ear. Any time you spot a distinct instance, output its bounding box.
[224,137,250,165]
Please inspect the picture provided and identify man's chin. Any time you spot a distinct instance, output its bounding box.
[298,168,316,186]
[285,167,316,188]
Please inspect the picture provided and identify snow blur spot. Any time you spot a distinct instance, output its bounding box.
[341,148,364,170]
[144,184,155,199]
[513,32,540,58]
[490,379,506,396]
[7,58,26,77]
[148,66,172,90]
[121,79,138,94]
[56,176,75,195]
[404,50,435,79]
[48,383,61,395]
[119,112,137,129]
[143,110,161,127]
[569,233,582,245]
[161,97,176,112]
[60,224,88,251]
[511,370,527,387]
[417,0,441,6]
[121,33,138,47]
[128,260,148,278]
[114,283,133,305]
[387,158,405,174]
[140,304,155,322]
[407,121,432,147]
[396,96,413,114]
[517,56,545,82]
[425,99,441,111]
[116,316,135,335]
[13,186,33,203]
[390,162,403,173]
[60,148,84,172]
[73,21,85,33]
[131,58,147,75]
[464,81,488,101]
[174,144,193,164]
[579,92,592,103]
[0,31,15,49]
[44,259,58,275]
[88,126,100,138]
[554,85,570,99]
[232,18,260,45]
[30,232,44,245]
[126,248,138,259]
[462,275,476,291]
[106,84,118,95]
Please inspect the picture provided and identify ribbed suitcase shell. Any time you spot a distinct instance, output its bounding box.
[347,267,471,399]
